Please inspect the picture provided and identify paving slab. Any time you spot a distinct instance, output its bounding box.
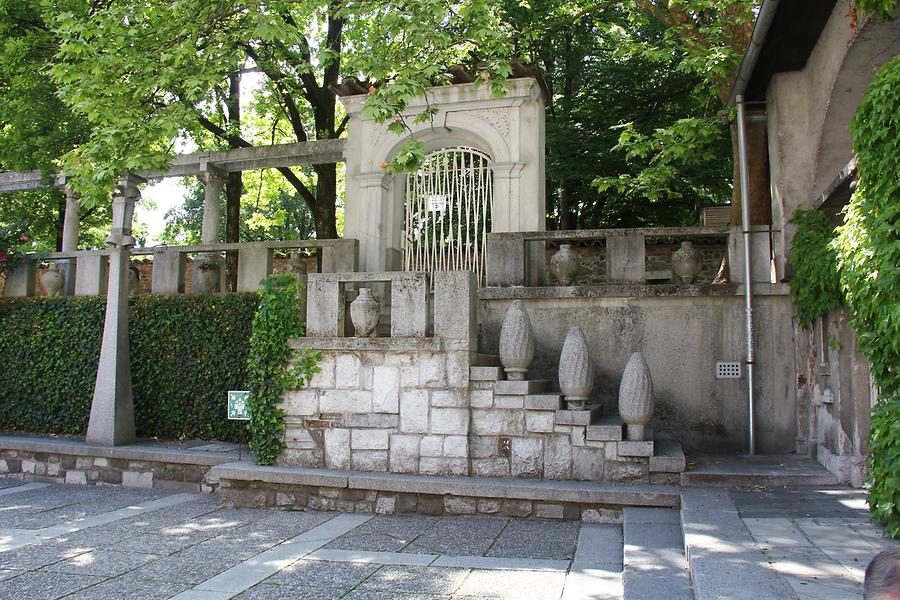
[0,570,104,599]
[623,512,691,600]
[43,548,164,577]
[402,515,506,556]
[485,519,579,560]
[262,557,379,591]
[455,568,568,600]
[358,565,471,595]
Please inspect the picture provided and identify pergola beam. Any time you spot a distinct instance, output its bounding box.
[0,139,347,193]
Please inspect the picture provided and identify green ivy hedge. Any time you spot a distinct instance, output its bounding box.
[788,209,842,328]
[0,293,258,441]
[834,55,900,537]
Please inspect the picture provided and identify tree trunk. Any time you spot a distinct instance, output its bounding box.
[225,73,242,290]
[54,188,65,251]
[313,164,339,239]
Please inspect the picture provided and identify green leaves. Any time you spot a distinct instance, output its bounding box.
[0,293,258,441]
[788,209,842,329]
[833,55,900,537]
[246,274,320,465]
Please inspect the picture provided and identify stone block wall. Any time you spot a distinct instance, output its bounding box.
[0,448,218,493]
[280,344,684,484]
[280,345,475,478]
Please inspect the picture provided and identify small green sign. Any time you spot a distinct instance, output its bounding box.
[227,391,251,421]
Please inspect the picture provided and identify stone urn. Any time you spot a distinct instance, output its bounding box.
[671,241,702,283]
[128,265,140,295]
[550,244,580,286]
[41,263,64,297]
[618,352,654,441]
[194,256,220,293]
[499,300,534,381]
[350,287,380,337]
[558,326,594,409]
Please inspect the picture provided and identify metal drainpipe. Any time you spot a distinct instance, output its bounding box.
[736,95,756,455]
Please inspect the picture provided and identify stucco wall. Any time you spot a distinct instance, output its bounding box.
[478,289,797,454]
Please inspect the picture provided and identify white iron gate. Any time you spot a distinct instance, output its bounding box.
[403,147,493,285]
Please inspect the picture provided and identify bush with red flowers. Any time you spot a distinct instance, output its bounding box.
[0,224,30,276]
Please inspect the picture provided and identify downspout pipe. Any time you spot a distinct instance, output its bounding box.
[736,94,756,455]
[728,0,779,107]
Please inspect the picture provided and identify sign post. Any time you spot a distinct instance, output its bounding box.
[227,391,250,459]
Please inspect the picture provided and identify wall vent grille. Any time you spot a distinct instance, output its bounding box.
[716,361,742,379]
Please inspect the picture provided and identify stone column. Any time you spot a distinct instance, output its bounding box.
[86,174,143,446]
[194,167,226,292]
[60,186,81,296]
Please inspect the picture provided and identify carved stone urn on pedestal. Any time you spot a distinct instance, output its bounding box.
[618,351,654,441]
[499,300,534,381]
[558,326,593,409]
[194,255,221,293]
[671,241,702,283]
[350,287,380,337]
[41,263,64,297]
[550,243,580,286]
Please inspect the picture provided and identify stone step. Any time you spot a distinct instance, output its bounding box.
[680,454,840,488]
[623,507,692,600]
[524,393,563,411]
[472,354,501,367]
[681,489,795,599]
[494,379,550,395]
[587,416,625,442]
[650,437,687,473]
[555,405,602,427]
[469,366,505,381]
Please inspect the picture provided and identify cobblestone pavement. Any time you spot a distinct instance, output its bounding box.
[0,478,897,599]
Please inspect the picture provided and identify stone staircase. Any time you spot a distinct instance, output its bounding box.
[469,354,687,485]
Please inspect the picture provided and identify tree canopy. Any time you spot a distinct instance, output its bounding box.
[0,0,759,247]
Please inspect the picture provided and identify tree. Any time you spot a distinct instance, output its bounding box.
[0,1,104,250]
[46,0,512,239]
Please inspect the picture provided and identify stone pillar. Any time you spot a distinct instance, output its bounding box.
[86,174,143,446]
[60,186,81,295]
[194,168,226,292]
[606,233,646,282]
[2,259,35,297]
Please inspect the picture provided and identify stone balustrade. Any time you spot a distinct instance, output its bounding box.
[1,238,358,298]
[486,226,734,287]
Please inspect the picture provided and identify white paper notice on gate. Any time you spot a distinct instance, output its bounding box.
[426,194,448,212]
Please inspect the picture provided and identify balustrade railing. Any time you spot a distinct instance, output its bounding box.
[485,226,732,287]
[1,239,358,298]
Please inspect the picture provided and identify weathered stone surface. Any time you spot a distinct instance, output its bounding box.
[534,502,565,520]
[494,379,549,395]
[342,413,399,428]
[419,457,468,476]
[445,495,477,515]
[619,352,654,441]
[555,406,602,426]
[499,300,535,381]
[388,434,420,474]
[443,436,468,458]
[335,354,362,388]
[320,389,372,413]
[324,428,352,469]
[524,394,562,410]
[430,407,469,435]
[470,366,504,381]
[582,508,622,524]
[285,390,319,417]
[469,436,499,459]
[586,416,624,441]
[649,437,686,472]
[544,435,572,480]
[419,354,447,387]
[352,450,388,471]
[419,435,444,457]
[501,499,533,517]
[472,458,510,477]
[431,390,466,407]
[493,394,525,409]
[122,470,152,488]
[308,354,336,388]
[372,366,400,413]
[477,498,503,514]
[606,461,649,483]
[472,409,524,436]
[390,274,429,337]
[375,494,397,514]
[470,389,493,408]
[66,470,88,485]
[558,326,594,408]
[618,440,654,458]
[572,446,605,481]
[399,390,429,433]
[511,437,543,478]
[446,352,470,388]
[351,429,390,450]
[525,411,556,433]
